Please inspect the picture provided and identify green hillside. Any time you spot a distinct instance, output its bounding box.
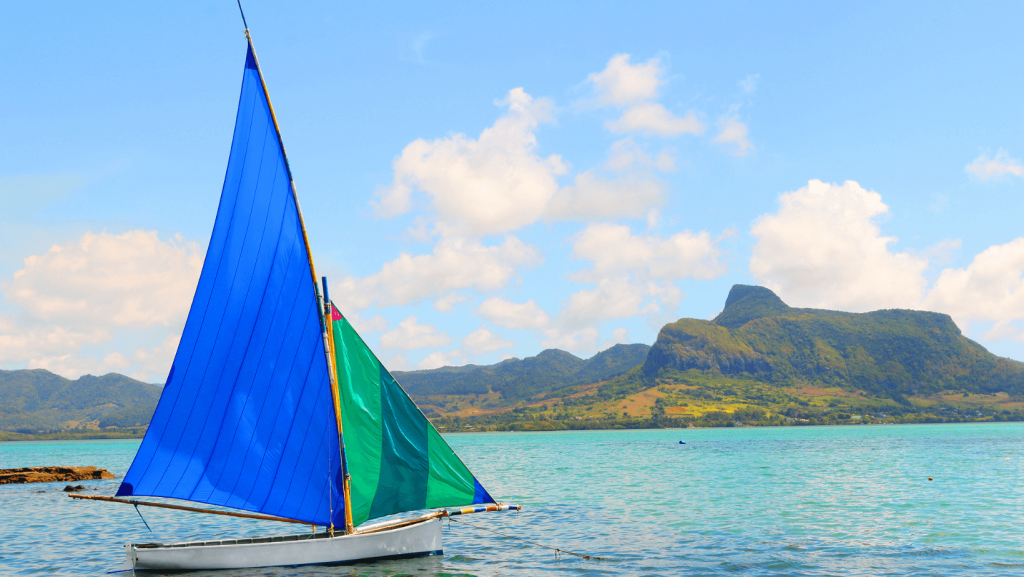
[436,285,1024,431]
[643,285,1024,399]
[0,369,162,433]
[395,343,651,401]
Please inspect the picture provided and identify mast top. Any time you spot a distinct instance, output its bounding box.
[236,0,250,33]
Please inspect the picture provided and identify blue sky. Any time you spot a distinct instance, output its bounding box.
[2,2,1023,381]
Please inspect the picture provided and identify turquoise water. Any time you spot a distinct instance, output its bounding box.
[2,423,1023,575]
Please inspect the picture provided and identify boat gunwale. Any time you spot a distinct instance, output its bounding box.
[134,516,438,550]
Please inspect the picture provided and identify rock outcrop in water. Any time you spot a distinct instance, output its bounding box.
[0,466,116,485]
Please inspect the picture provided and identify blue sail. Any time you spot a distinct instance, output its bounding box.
[117,45,344,528]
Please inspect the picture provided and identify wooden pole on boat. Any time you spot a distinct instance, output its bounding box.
[69,494,311,526]
[239,12,353,536]
[323,278,356,535]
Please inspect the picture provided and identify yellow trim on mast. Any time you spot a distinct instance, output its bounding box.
[326,304,356,533]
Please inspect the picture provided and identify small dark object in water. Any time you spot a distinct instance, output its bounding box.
[928,477,933,481]
[63,484,85,492]
[679,441,686,444]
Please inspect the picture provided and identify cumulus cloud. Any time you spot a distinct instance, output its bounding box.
[433,292,470,313]
[0,230,203,380]
[965,150,1024,180]
[0,314,110,365]
[129,333,180,382]
[540,327,600,353]
[7,230,202,327]
[557,277,681,331]
[375,88,567,236]
[588,54,664,106]
[417,349,466,370]
[571,223,726,283]
[379,316,453,350]
[475,296,552,330]
[462,326,514,355]
[606,104,704,137]
[713,117,753,156]
[545,171,666,221]
[750,180,928,312]
[923,238,1024,331]
[332,236,541,311]
[342,311,390,334]
[605,138,675,172]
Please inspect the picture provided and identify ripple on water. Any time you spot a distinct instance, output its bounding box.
[1,424,1023,576]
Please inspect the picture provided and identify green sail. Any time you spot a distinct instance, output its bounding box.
[329,303,494,526]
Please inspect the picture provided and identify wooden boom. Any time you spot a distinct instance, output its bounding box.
[69,494,311,526]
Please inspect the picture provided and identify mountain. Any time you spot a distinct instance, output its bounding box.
[394,343,651,401]
[0,369,162,433]
[641,284,1024,400]
[427,285,1024,431]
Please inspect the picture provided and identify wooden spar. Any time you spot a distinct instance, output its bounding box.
[242,29,351,535]
[69,494,311,526]
[354,504,523,536]
[322,278,356,534]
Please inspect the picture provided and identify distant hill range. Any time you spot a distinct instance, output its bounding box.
[642,284,1024,400]
[395,344,651,401]
[0,370,161,433]
[6,287,1022,435]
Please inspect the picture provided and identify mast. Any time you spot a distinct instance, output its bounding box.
[239,14,352,534]
[323,278,356,534]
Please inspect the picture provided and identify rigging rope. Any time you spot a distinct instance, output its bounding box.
[133,503,152,532]
[447,517,613,561]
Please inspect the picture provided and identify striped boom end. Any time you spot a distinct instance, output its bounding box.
[444,503,522,517]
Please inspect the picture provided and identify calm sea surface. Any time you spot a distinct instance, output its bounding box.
[1,424,1023,576]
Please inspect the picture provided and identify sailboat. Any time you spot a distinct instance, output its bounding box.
[71,21,519,573]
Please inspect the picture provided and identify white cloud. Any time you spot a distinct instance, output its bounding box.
[965,150,1024,180]
[588,54,663,106]
[475,296,552,330]
[571,223,726,282]
[605,138,675,172]
[606,103,704,137]
[713,117,753,156]
[379,316,453,350]
[433,292,469,313]
[924,238,1024,330]
[750,180,928,312]
[598,327,632,352]
[129,333,180,382]
[375,88,567,236]
[463,326,514,355]
[545,171,666,222]
[342,311,390,334]
[333,236,541,310]
[0,230,203,380]
[7,230,202,328]
[27,352,131,381]
[0,315,110,365]
[417,349,466,370]
[540,327,600,353]
[558,277,678,330]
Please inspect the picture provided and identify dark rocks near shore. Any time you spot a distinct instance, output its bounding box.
[0,466,117,485]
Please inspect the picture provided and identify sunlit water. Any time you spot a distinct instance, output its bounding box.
[2,424,1023,576]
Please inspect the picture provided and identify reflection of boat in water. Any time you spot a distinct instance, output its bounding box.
[71,12,518,573]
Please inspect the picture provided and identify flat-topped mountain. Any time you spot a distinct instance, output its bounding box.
[394,343,651,401]
[0,369,161,433]
[642,285,1024,400]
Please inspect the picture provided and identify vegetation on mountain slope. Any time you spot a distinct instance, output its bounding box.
[0,369,161,434]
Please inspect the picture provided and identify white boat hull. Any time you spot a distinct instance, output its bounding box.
[124,518,442,571]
